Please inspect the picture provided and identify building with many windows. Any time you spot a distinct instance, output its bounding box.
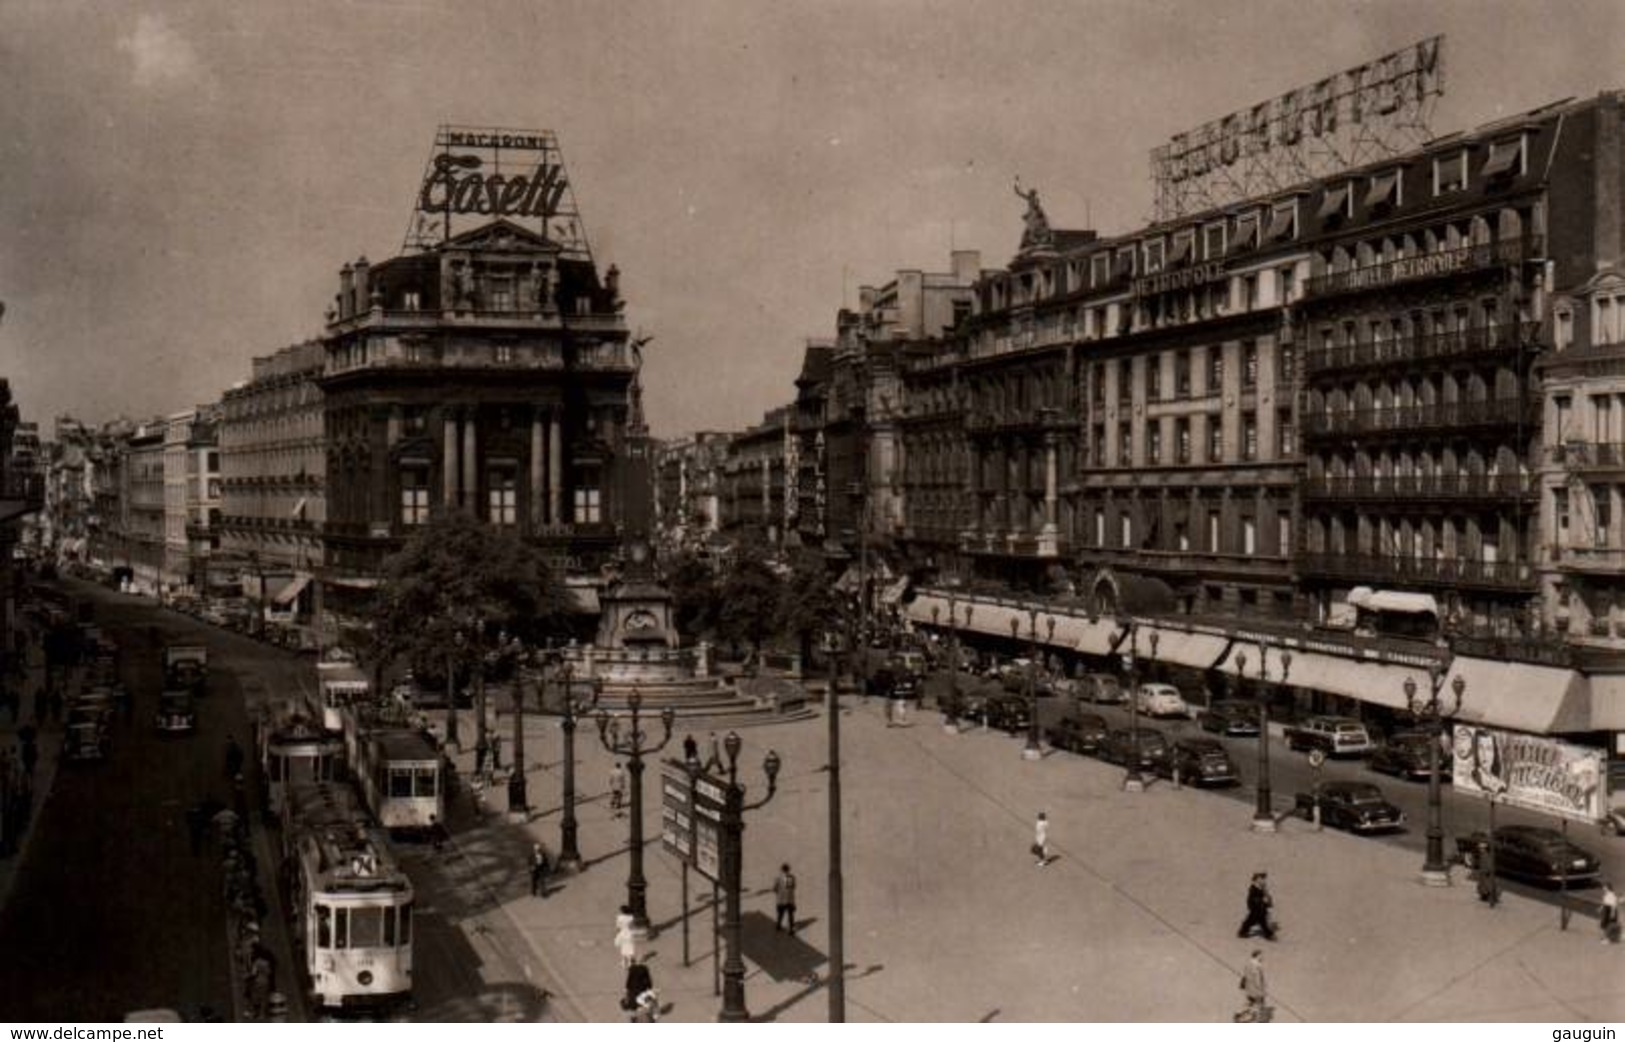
[720,406,792,547]
[653,432,729,551]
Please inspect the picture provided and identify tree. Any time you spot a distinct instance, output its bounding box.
[776,549,839,666]
[716,550,782,661]
[666,548,722,640]
[372,510,570,748]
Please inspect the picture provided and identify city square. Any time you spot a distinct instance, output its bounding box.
[2,0,1625,1026]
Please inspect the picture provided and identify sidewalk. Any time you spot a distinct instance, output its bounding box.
[0,630,67,918]
[423,694,1625,1023]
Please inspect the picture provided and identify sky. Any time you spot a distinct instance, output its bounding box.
[2,0,1623,439]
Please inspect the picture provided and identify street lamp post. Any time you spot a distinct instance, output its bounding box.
[1236,646,1290,833]
[508,657,531,816]
[1403,665,1465,886]
[1012,609,1052,761]
[556,659,595,871]
[824,630,846,1023]
[1114,619,1156,792]
[717,731,782,1022]
[597,688,675,930]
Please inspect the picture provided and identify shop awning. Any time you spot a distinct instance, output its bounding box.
[1583,674,1625,731]
[1146,630,1230,671]
[1049,614,1119,656]
[273,574,311,606]
[1167,235,1194,266]
[833,567,861,594]
[1271,651,1432,710]
[1229,217,1259,252]
[326,575,379,590]
[880,577,910,606]
[905,592,948,626]
[1264,206,1296,242]
[1446,657,1587,734]
[1349,587,1439,615]
[566,584,601,615]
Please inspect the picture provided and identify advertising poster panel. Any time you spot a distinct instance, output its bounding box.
[1452,724,1605,822]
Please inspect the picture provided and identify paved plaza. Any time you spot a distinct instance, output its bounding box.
[419,691,1625,1023]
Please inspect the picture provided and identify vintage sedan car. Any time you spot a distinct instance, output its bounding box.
[1046,712,1109,755]
[64,719,111,763]
[155,690,198,734]
[1083,673,1125,705]
[1135,683,1192,719]
[983,692,1033,734]
[1456,825,1603,887]
[1160,737,1240,786]
[1284,715,1375,757]
[1294,780,1406,833]
[1098,727,1170,771]
[1603,806,1625,837]
[1366,731,1444,781]
[1199,700,1261,737]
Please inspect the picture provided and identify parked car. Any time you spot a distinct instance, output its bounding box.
[1098,726,1170,771]
[1047,676,1082,699]
[155,690,198,734]
[1603,806,1625,837]
[1135,683,1192,719]
[64,719,111,763]
[1046,712,1109,755]
[1160,737,1239,786]
[983,692,1032,734]
[999,660,1037,693]
[1456,825,1603,887]
[1199,700,1261,737]
[1284,715,1375,757]
[1083,673,1125,705]
[1366,731,1445,781]
[1293,780,1406,833]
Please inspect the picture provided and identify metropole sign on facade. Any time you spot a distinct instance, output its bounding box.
[1452,724,1606,823]
[661,760,723,882]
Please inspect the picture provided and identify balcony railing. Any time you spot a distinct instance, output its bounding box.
[1552,545,1625,575]
[1297,552,1536,590]
[1301,472,1537,501]
[1302,396,1538,438]
[1549,442,1625,469]
[1303,236,1543,300]
[1304,322,1540,374]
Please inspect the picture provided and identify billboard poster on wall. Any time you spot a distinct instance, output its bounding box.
[1452,724,1606,822]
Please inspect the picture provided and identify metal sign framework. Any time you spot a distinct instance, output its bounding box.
[1150,36,1445,223]
[403,124,594,262]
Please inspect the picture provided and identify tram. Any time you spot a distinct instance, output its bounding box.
[315,660,371,733]
[260,714,345,823]
[354,727,443,834]
[281,782,414,1011]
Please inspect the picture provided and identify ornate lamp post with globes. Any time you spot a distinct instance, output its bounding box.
[596,687,675,930]
[1235,645,1290,833]
[1113,618,1157,791]
[1404,664,1465,886]
[717,731,782,1022]
[552,655,596,871]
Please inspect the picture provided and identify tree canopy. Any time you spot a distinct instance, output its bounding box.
[716,549,783,655]
[371,511,571,675]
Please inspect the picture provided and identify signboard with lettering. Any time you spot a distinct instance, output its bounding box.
[1150,36,1444,220]
[1452,725,1606,823]
[661,760,727,883]
[405,125,592,259]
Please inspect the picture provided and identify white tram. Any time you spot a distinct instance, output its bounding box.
[354,726,443,834]
[282,782,414,1011]
[261,714,345,823]
[315,660,371,733]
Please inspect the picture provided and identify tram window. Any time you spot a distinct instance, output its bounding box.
[414,767,436,797]
[384,906,396,946]
[316,905,332,948]
[349,907,385,948]
[399,903,412,945]
[334,907,349,949]
[389,768,414,798]
[320,755,336,781]
[268,756,283,782]
[291,759,314,785]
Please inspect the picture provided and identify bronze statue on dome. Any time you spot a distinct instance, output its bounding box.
[1014,177,1054,250]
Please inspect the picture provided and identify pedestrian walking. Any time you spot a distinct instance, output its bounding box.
[1236,872,1276,941]
[1234,949,1268,1022]
[530,842,550,898]
[614,905,638,968]
[1600,881,1620,944]
[622,958,654,1016]
[490,732,502,772]
[609,761,627,817]
[474,735,489,778]
[704,731,723,773]
[682,733,699,765]
[1032,811,1051,867]
[774,863,798,934]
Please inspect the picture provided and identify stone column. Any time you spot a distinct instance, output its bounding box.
[530,411,545,530]
[548,411,563,524]
[1043,434,1059,530]
[462,410,478,514]
[443,411,460,508]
